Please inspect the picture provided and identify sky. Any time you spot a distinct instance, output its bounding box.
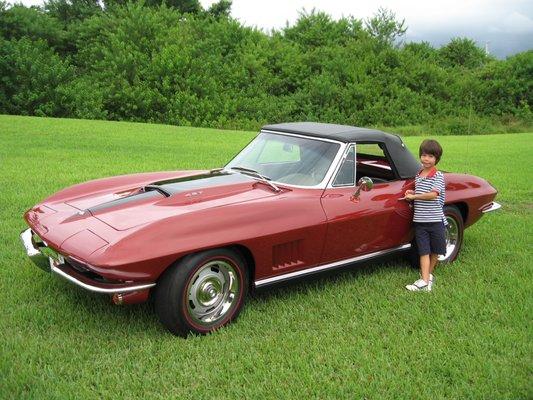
[204,0,533,58]
[14,0,533,58]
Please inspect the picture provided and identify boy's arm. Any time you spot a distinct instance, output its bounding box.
[405,174,443,201]
[409,191,438,200]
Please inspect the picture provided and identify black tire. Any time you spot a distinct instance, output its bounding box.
[407,205,464,267]
[440,205,464,263]
[154,248,248,337]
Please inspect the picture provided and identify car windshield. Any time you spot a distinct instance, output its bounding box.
[225,132,341,186]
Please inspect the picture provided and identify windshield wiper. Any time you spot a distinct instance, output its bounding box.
[143,184,171,197]
[230,166,281,193]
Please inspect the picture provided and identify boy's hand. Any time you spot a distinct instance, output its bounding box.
[399,190,415,201]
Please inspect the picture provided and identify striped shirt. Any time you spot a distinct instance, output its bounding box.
[413,168,446,223]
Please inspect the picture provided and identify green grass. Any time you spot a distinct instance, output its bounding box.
[1,115,531,399]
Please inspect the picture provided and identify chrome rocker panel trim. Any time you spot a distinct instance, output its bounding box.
[20,228,155,294]
[255,243,411,288]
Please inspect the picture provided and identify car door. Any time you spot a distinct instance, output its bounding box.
[320,143,414,263]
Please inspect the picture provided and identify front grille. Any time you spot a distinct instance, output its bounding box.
[67,257,91,273]
[66,257,117,283]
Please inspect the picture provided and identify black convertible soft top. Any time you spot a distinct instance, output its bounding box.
[262,122,421,179]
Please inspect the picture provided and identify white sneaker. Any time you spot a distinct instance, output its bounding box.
[406,279,431,291]
[421,274,435,290]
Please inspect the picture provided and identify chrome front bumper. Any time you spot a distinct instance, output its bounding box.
[481,201,502,213]
[20,228,156,294]
[20,228,55,272]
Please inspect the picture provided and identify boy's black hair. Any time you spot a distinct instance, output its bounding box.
[419,139,443,164]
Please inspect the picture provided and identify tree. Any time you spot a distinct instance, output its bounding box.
[476,50,533,116]
[140,0,202,13]
[284,9,364,48]
[0,4,64,48]
[439,37,487,68]
[402,41,437,60]
[207,0,231,18]
[0,37,74,116]
[44,0,102,24]
[364,7,406,47]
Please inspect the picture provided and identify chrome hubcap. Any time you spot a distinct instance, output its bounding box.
[187,260,240,326]
[439,216,459,262]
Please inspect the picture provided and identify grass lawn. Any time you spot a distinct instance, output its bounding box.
[1,115,531,399]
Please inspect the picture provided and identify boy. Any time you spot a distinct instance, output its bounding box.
[403,139,446,291]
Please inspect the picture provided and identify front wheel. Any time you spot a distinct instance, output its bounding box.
[155,248,248,337]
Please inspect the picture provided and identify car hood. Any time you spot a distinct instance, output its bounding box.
[65,172,281,230]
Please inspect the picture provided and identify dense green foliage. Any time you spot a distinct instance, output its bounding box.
[0,2,531,133]
[1,116,532,399]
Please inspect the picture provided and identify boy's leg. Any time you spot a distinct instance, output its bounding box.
[429,253,439,274]
[414,223,431,283]
[428,222,446,273]
[420,255,431,282]
[407,253,431,291]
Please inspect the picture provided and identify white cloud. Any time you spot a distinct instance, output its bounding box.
[498,11,533,33]
[202,0,532,34]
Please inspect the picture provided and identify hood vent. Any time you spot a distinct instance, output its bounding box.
[87,190,162,215]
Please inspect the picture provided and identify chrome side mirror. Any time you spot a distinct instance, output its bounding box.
[353,176,373,199]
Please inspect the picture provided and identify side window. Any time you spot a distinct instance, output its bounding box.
[356,143,395,182]
[332,145,355,186]
[356,144,388,157]
[257,140,301,163]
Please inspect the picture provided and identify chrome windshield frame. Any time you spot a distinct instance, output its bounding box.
[224,129,348,190]
[328,142,357,188]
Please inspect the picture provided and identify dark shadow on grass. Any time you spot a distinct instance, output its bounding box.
[45,280,166,336]
[251,253,413,302]
[35,253,413,338]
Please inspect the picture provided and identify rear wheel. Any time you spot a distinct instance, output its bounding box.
[407,205,464,267]
[155,248,248,337]
[439,205,464,263]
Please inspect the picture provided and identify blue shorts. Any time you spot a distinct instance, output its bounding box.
[414,222,446,256]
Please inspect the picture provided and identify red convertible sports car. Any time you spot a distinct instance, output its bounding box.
[21,122,500,336]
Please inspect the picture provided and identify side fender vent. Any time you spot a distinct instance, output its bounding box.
[273,240,304,271]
